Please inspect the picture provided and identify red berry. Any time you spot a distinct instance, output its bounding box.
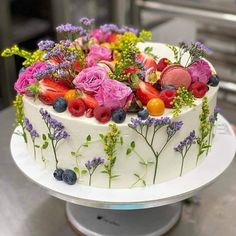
[159,89,177,108]
[68,99,86,117]
[85,108,94,118]
[189,82,208,98]
[156,58,169,72]
[94,106,111,123]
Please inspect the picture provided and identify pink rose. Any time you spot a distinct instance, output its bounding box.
[14,71,36,94]
[95,79,132,110]
[90,29,112,43]
[73,66,109,93]
[87,45,112,66]
[14,62,46,94]
[187,60,212,84]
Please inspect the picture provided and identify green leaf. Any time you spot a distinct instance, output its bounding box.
[74,167,80,174]
[131,141,135,149]
[86,135,91,142]
[134,173,140,178]
[142,180,146,186]
[42,142,48,149]
[81,169,87,175]
[99,134,104,139]
[111,175,119,179]
[120,137,123,145]
[83,144,88,147]
[34,145,40,148]
[101,170,108,174]
[126,148,132,155]
[148,161,154,165]
[139,161,147,166]
[42,134,47,140]
[71,151,76,156]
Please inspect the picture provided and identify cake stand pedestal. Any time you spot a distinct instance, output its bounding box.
[10,115,236,236]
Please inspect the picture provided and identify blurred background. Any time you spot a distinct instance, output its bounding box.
[1,0,236,236]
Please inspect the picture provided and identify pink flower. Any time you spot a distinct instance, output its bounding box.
[90,29,112,43]
[87,45,112,66]
[187,60,212,84]
[14,62,46,94]
[73,66,109,93]
[14,71,36,94]
[95,79,132,110]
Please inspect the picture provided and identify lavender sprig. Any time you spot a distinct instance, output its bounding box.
[85,157,104,186]
[174,130,196,176]
[38,40,55,51]
[25,118,39,159]
[129,117,183,184]
[40,108,69,168]
[80,17,95,27]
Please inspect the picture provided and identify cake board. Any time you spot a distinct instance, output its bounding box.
[10,115,236,235]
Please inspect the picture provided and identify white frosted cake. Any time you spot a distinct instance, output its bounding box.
[3,19,220,188]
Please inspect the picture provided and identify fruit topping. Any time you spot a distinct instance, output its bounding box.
[53,168,64,181]
[136,80,160,105]
[53,97,68,113]
[156,58,169,72]
[125,96,143,113]
[37,78,70,105]
[64,89,78,101]
[189,82,208,98]
[161,85,176,91]
[147,98,165,116]
[159,89,177,108]
[85,108,94,118]
[78,91,98,109]
[94,106,112,123]
[68,98,86,117]
[137,52,157,70]
[137,109,149,120]
[111,108,126,123]
[62,169,77,185]
[160,64,192,89]
[207,75,219,87]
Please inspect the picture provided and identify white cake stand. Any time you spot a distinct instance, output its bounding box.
[10,115,236,236]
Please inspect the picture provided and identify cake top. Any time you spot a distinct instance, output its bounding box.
[2,17,219,124]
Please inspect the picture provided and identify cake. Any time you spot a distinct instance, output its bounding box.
[3,18,220,188]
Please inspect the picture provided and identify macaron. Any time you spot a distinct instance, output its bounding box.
[160,64,192,89]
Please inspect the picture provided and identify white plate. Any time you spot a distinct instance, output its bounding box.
[10,115,236,209]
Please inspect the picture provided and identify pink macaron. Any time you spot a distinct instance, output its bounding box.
[160,64,192,89]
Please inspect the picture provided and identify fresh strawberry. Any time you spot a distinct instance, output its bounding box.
[124,66,139,75]
[37,78,70,105]
[77,90,98,109]
[159,89,177,108]
[156,58,170,72]
[137,52,157,70]
[136,80,160,105]
[73,61,82,73]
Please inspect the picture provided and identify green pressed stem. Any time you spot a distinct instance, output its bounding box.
[51,140,58,169]
[206,128,212,156]
[89,174,92,186]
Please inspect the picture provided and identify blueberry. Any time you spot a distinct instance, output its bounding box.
[161,85,176,91]
[207,75,219,87]
[62,169,77,185]
[53,97,67,113]
[53,168,64,181]
[137,109,149,120]
[111,108,126,123]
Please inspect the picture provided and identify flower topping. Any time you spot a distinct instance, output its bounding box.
[174,130,196,153]
[38,40,55,51]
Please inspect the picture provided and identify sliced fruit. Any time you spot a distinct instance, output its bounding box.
[94,106,111,123]
[64,89,78,102]
[159,89,177,108]
[147,98,165,116]
[136,80,160,105]
[124,96,143,113]
[68,98,86,117]
[37,78,70,105]
[189,82,208,98]
[156,58,170,72]
[137,52,157,70]
[77,90,98,109]
[160,64,192,89]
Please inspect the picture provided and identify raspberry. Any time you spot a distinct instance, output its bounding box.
[94,106,111,123]
[156,58,169,72]
[159,89,177,108]
[68,98,86,117]
[189,82,208,98]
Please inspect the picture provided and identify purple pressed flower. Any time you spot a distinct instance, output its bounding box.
[153,117,171,127]
[166,121,183,138]
[214,107,220,114]
[85,157,104,170]
[56,23,83,34]
[31,129,39,138]
[195,41,212,54]
[80,17,95,26]
[129,117,143,128]
[38,40,55,51]
[24,117,39,139]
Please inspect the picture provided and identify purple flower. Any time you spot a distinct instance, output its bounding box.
[209,106,220,127]
[129,117,143,128]
[100,24,119,33]
[24,117,39,139]
[80,17,95,26]
[56,23,83,34]
[119,26,138,35]
[73,66,108,93]
[85,157,104,170]
[187,59,212,84]
[38,40,55,51]
[166,121,183,138]
[95,79,132,110]
[86,45,112,66]
[195,41,212,54]
[174,130,196,153]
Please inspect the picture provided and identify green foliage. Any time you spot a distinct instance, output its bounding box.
[172,87,196,117]
[1,45,44,66]
[167,44,178,63]
[126,141,136,155]
[100,124,120,188]
[196,97,211,164]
